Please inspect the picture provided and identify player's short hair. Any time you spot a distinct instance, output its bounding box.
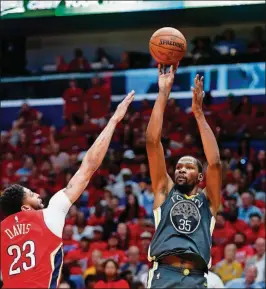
[178,156,203,173]
[0,184,25,217]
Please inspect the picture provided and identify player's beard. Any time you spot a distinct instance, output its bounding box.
[176,183,195,195]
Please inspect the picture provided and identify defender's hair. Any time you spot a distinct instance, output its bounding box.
[0,184,25,217]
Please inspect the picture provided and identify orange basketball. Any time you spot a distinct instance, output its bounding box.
[149,27,187,65]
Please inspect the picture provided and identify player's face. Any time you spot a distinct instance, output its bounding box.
[175,157,201,186]
[21,187,44,211]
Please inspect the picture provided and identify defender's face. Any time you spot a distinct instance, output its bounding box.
[175,157,200,186]
[22,187,44,211]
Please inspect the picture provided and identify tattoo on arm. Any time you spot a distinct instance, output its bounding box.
[64,184,73,191]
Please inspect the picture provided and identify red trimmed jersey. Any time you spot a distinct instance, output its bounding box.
[1,210,63,288]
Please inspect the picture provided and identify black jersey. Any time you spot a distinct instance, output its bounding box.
[148,185,215,272]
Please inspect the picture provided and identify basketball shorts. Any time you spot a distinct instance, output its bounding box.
[147,262,207,288]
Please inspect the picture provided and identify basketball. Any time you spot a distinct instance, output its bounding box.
[149,27,187,65]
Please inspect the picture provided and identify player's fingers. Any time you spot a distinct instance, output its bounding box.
[170,65,173,74]
[127,90,135,99]
[163,65,167,74]
[191,87,196,99]
[200,76,204,88]
[158,64,162,75]
[194,74,198,87]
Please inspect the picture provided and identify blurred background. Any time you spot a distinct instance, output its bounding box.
[0,1,265,288]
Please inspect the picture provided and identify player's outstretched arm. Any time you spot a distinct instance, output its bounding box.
[64,90,135,203]
[191,75,222,215]
[146,64,177,209]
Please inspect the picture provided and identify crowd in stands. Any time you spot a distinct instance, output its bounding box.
[53,26,266,74]
[0,72,265,288]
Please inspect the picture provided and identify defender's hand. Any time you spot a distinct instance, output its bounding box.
[158,64,178,96]
[112,90,135,123]
[191,74,204,117]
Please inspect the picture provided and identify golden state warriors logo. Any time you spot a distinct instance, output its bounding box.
[170,200,201,234]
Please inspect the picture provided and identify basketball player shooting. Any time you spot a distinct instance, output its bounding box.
[0,91,135,288]
[146,65,222,288]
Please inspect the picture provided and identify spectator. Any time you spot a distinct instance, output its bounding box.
[118,194,146,223]
[15,156,34,177]
[90,226,107,251]
[49,143,70,171]
[69,48,90,72]
[120,246,149,282]
[84,75,111,126]
[246,213,265,244]
[102,208,117,240]
[215,244,243,284]
[248,26,266,53]
[116,223,131,250]
[62,224,79,254]
[56,56,69,72]
[62,80,84,124]
[72,211,94,241]
[223,195,249,233]
[93,47,112,69]
[212,212,236,249]
[205,271,224,288]
[138,231,152,264]
[18,103,42,125]
[134,163,150,184]
[234,232,255,266]
[84,274,97,289]
[94,259,130,289]
[225,266,263,288]
[109,168,141,199]
[238,191,262,223]
[64,236,91,275]
[117,51,130,69]
[84,249,103,279]
[102,232,126,264]
[87,203,105,226]
[245,238,265,283]
[138,180,154,218]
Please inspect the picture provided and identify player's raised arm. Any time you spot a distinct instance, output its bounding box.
[64,90,135,203]
[146,64,177,209]
[191,75,222,214]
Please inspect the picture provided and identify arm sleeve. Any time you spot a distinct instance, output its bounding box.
[43,189,72,238]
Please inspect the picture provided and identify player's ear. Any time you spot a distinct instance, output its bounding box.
[21,205,32,211]
[198,173,203,182]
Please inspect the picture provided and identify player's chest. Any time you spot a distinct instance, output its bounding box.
[168,194,204,234]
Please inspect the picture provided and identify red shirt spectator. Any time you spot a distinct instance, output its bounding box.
[234,232,255,266]
[69,48,90,71]
[102,233,127,265]
[64,237,91,275]
[56,56,69,72]
[246,213,265,244]
[90,226,108,251]
[62,80,84,119]
[87,204,106,226]
[94,259,130,289]
[212,213,236,249]
[84,76,111,119]
[116,51,130,70]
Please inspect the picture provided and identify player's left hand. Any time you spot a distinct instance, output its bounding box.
[191,74,204,117]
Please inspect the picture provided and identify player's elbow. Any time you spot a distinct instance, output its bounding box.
[208,159,221,168]
[146,131,160,145]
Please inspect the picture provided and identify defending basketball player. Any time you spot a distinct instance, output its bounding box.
[0,91,135,288]
[146,65,222,288]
